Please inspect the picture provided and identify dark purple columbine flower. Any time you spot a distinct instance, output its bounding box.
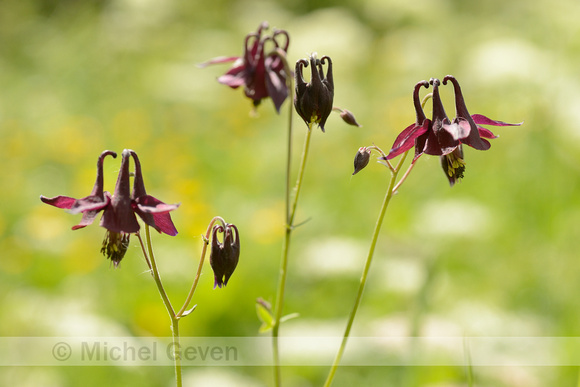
[294,53,334,132]
[387,76,522,186]
[40,149,179,266]
[200,22,290,113]
[209,223,240,288]
[99,149,180,265]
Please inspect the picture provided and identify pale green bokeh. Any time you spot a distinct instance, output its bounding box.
[1,0,579,385]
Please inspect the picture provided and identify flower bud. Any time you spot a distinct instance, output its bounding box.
[340,110,361,127]
[209,223,240,288]
[352,147,371,175]
[336,108,362,127]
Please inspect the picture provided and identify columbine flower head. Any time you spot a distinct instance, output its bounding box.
[387,76,522,185]
[200,21,290,113]
[209,223,240,288]
[40,149,180,266]
[294,53,334,132]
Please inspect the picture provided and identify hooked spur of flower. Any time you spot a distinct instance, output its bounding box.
[200,22,290,113]
[40,150,117,230]
[128,150,179,237]
[386,80,431,160]
[294,53,334,132]
[442,75,522,148]
[209,223,240,288]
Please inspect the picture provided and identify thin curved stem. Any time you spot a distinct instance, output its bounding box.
[273,122,314,387]
[177,216,226,318]
[392,158,418,194]
[136,231,152,271]
[140,227,175,319]
[323,150,410,387]
[138,226,182,387]
[271,55,298,387]
[288,125,313,227]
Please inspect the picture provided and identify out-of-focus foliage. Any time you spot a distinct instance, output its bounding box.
[1,0,580,385]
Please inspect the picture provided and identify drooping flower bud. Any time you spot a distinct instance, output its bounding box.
[352,147,371,175]
[294,53,334,132]
[209,223,240,288]
[333,107,362,127]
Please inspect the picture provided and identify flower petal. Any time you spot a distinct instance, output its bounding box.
[453,118,492,151]
[198,56,240,68]
[69,195,110,214]
[149,213,178,236]
[71,212,101,230]
[264,57,288,113]
[217,65,247,89]
[386,122,428,160]
[477,126,498,139]
[40,195,76,209]
[135,195,180,214]
[134,195,179,236]
[471,114,523,127]
[442,120,470,141]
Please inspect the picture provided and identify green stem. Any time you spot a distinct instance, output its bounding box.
[323,151,410,387]
[288,124,313,227]
[138,226,182,387]
[177,216,226,318]
[170,317,182,387]
[139,227,175,319]
[273,123,314,387]
[285,77,294,227]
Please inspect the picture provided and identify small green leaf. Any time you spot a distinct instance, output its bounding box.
[280,312,300,324]
[181,304,197,317]
[256,298,274,333]
[258,323,272,333]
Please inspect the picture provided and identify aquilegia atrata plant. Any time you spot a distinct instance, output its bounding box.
[323,76,521,386]
[40,149,240,387]
[202,22,361,387]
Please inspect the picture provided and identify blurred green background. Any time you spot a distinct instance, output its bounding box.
[1,0,580,385]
